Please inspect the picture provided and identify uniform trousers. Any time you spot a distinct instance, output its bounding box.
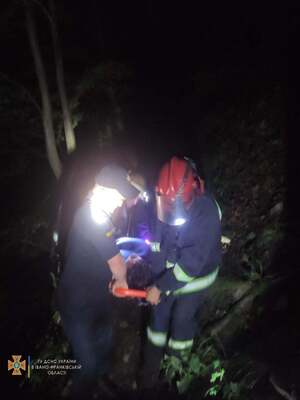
[59,304,112,399]
[141,289,208,387]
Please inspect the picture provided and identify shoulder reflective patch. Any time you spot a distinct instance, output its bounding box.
[221,236,231,245]
[150,241,161,252]
[147,326,167,347]
[168,338,194,351]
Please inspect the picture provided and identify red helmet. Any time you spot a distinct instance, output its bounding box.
[156,157,203,225]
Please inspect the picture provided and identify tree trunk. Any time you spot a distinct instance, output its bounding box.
[25,3,62,178]
[49,0,76,154]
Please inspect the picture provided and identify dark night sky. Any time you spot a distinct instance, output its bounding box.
[58,1,285,78]
[0,1,287,173]
[0,2,286,79]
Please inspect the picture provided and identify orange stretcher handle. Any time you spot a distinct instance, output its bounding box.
[114,287,147,298]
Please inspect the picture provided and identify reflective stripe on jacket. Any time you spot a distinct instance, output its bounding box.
[149,194,222,294]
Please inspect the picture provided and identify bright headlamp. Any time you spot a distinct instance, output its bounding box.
[173,217,186,226]
[90,185,125,224]
[52,230,59,243]
[139,191,149,203]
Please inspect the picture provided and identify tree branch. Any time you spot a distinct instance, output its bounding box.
[25,1,62,178]
[48,0,76,153]
[29,0,54,26]
[269,375,297,400]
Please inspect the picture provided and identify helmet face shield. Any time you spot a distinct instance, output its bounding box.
[156,194,188,226]
[155,156,204,225]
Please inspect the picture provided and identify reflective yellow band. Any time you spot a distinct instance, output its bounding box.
[166,260,174,269]
[147,326,167,347]
[172,262,194,283]
[168,338,194,351]
[174,267,219,295]
[150,242,161,252]
[221,236,231,245]
[173,263,195,282]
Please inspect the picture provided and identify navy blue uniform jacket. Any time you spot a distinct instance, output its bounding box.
[150,193,222,292]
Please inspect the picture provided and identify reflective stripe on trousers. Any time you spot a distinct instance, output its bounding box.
[168,337,194,351]
[147,328,194,351]
[147,288,209,350]
[147,326,167,347]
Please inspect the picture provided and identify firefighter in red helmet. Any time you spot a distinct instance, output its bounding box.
[140,156,222,388]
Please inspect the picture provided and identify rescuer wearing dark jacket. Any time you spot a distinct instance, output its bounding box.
[56,164,141,399]
[141,156,222,387]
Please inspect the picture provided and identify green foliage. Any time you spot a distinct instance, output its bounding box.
[162,349,225,395]
[161,339,225,395]
[204,362,225,397]
[161,339,258,399]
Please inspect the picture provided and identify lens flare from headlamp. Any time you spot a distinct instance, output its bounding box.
[174,217,186,226]
[90,185,125,224]
[140,191,149,203]
[156,195,188,226]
